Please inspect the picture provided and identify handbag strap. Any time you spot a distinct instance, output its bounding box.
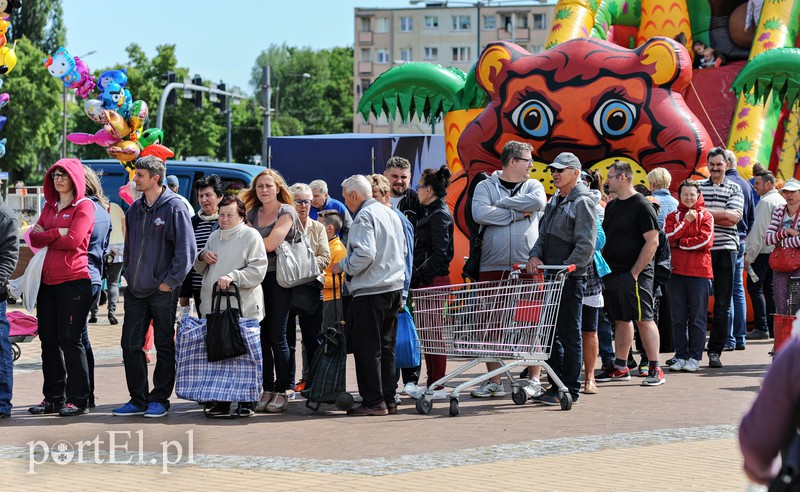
[211,282,242,313]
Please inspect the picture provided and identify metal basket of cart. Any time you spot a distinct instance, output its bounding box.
[410,263,575,416]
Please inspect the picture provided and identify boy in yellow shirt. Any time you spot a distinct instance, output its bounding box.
[318,211,347,327]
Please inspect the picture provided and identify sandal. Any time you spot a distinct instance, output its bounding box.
[583,380,598,395]
[255,391,274,413]
[266,392,289,413]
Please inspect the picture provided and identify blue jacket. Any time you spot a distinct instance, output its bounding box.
[124,186,196,298]
[87,197,112,286]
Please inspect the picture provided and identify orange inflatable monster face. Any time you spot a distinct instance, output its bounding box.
[457,37,710,191]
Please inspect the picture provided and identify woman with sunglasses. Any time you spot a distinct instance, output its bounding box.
[286,183,330,393]
[28,159,95,417]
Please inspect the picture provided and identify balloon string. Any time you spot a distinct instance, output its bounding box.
[689,80,726,148]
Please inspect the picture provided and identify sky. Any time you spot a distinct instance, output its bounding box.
[61,1,418,96]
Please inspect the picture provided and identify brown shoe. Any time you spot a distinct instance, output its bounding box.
[386,403,397,415]
[347,402,388,416]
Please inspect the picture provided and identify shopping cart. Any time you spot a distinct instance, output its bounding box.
[411,264,574,416]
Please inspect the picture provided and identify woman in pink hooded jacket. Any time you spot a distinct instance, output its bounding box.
[27,158,94,417]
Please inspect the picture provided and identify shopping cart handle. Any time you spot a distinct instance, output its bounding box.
[514,263,576,273]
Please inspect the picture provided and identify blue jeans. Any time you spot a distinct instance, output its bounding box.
[121,289,179,409]
[728,243,746,347]
[0,300,12,414]
[545,276,585,400]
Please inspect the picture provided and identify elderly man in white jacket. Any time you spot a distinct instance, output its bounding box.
[332,174,405,417]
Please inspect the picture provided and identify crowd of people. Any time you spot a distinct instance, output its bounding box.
[0,142,793,421]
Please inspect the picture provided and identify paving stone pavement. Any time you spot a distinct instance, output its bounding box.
[0,300,772,490]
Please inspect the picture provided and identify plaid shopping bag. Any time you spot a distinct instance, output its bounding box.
[175,314,263,403]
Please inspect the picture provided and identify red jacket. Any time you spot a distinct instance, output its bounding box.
[664,194,714,279]
[28,158,94,285]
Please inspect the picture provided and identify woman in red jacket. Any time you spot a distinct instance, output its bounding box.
[664,180,714,374]
[27,159,94,417]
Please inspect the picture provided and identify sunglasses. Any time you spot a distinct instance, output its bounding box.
[295,199,312,205]
[547,167,567,174]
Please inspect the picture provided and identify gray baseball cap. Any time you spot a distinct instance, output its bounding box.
[166,175,179,188]
[549,152,582,170]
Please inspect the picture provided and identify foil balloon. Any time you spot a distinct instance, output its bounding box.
[0,43,16,75]
[0,137,7,159]
[0,0,21,17]
[0,92,8,110]
[139,143,174,161]
[0,18,9,49]
[67,127,122,147]
[127,100,149,138]
[138,128,165,149]
[97,69,127,92]
[103,110,132,140]
[106,140,140,162]
[84,99,105,124]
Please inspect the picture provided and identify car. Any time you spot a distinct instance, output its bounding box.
[83,159,265,211]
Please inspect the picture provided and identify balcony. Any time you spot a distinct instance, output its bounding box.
[498,27,530,41]
[358,61,373,75]
[358,31,374,44]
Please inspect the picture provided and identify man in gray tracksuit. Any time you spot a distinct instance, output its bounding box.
[528,152,597,405]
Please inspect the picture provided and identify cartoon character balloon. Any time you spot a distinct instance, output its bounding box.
[0,43,16,75]
[0,137,7,159]
[0,0,21,17]
[0,18,10,49]
[44,47,96,98]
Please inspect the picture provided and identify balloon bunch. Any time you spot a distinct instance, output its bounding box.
[44,46,174,177]
[0,0,21,160]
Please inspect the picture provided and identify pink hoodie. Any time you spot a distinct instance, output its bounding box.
[28,158,94,285]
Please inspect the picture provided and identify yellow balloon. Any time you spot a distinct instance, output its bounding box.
[0,44,16,75]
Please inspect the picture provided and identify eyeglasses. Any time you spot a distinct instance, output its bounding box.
[294,199,312,205]
[52,172,69,181]
[547,167,567,174]
[514,156,534,164]
[607,173,622,180]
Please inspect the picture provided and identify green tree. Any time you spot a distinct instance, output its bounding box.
[2,37,62,183]
[8,0,65,54]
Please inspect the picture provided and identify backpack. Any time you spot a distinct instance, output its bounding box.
[461,172,491,281]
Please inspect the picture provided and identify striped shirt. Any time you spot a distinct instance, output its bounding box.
[698,178,744,251]
[190,219,217,291]
[765,204,800,249]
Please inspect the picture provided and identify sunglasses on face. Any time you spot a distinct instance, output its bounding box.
[547,167,567,174]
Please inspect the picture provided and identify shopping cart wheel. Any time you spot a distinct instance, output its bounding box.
[416,397,432,415]
[11,343,20,361]
[449,398,459,417]
[560,392,572,411]
[511,390,527,405]
[335,392,355,411]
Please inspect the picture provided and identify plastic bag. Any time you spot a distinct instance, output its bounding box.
[395,306,420,368]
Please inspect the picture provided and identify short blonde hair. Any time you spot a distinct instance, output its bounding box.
[646,167,672,189]
[368,174,391,198]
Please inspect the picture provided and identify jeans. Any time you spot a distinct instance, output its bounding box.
[349,290,403,407]
[728,243,747,347]
[260,272,292,393]
[597,308,614,363]
[669,274,711,361]
[80,284,100,403]
[287,300,323,387]
[37,280,93,408]
[747,253,775,335]
[105,262,123,315]
[545,276,585,400]
[0,300,12,414]
[708,249,736,354]
[120,289,179,409]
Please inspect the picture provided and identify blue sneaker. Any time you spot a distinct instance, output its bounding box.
[112,402,146,416]
[144,402,168,418]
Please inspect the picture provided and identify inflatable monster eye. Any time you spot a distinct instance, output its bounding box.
[592,99,638,138]
[510,98,554,139]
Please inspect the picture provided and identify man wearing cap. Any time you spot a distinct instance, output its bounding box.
[597,160,665,386]
[699,147,744,368]
[527,152,597,405]
[166,175,195,216]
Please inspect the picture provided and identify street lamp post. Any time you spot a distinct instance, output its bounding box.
[261,65,271,167]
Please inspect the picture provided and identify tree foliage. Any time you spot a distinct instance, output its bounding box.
[8,0,66,54]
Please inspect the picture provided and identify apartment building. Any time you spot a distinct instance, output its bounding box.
[354,1,556,134]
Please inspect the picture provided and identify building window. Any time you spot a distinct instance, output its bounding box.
[532,13,546,30]
[400,17,413,32]
[376,48,389,64]
[503,13,528,30]
[361,78,372,93]
[530,45,544,53]
[452,15,471,31]
[424,46,438,60]
[483,15,496,30]
[452,46,471,62]
[360,48,371,61]
[375,17,389,33]
[424,16,438,29]
[400,48,413,62]
[359,17,371,32]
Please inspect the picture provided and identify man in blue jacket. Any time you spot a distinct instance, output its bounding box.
[113,156,196,418]
[0,198,18,419]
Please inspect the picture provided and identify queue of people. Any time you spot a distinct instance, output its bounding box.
[0,145,793,424]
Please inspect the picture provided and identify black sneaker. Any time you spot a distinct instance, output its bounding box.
[88,314,98,324]
[58,403,88,417]
[595,366,631,382]
[28,400,63,415]
[746,329,769,340]
[108,312,118,325]
[708,353,723,368]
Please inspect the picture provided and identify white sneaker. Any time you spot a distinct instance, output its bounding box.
[682,358,700,372]
[470,381,506,398]
[401,382,418,396]
[669,359,687,372]
[430,389,448,400]
[522,377,545,398]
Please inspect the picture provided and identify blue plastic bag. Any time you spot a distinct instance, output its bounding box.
[395,306,420,368]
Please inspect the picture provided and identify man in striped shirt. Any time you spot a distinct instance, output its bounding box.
[699,147,744,368]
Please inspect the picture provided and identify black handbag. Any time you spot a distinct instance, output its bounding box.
[291,281,323,317]
[205,282,248,363]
